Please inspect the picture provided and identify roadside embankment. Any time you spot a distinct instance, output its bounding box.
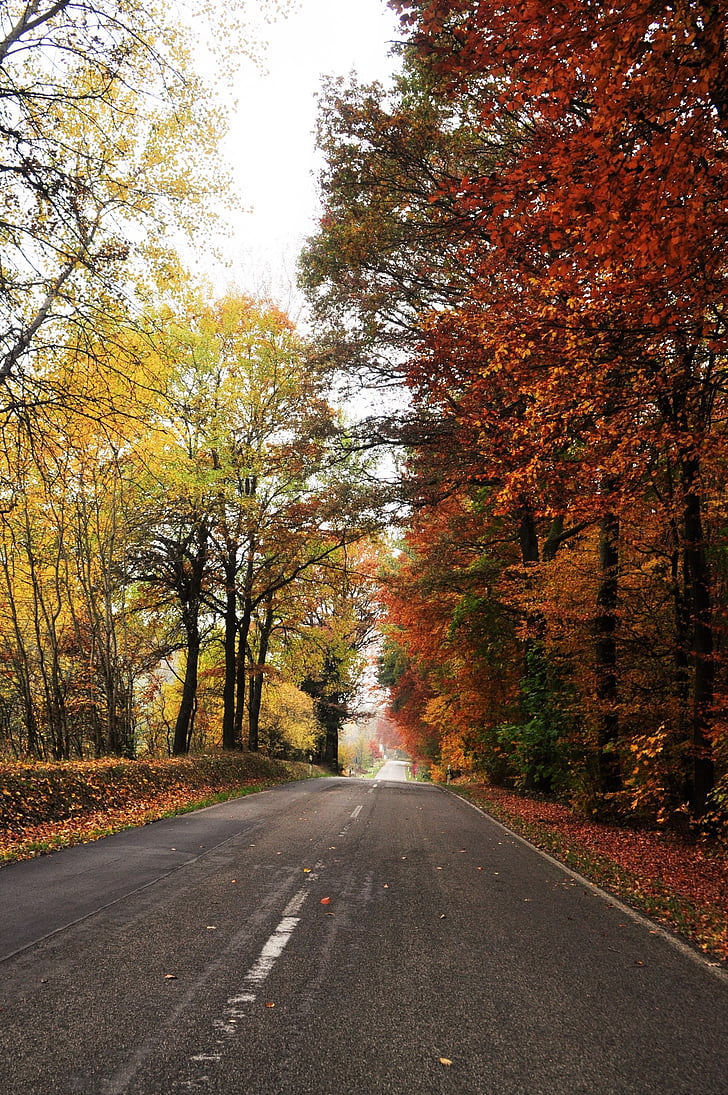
[0,753,316,863]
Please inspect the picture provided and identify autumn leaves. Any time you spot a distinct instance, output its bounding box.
[0,3,382,765]
[303,1,728,828]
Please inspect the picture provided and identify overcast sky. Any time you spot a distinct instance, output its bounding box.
[200,0,402,309]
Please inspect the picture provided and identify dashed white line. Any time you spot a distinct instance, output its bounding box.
[351,805,363,819]
[178,872,324,1085]
[282,888,310,917]
[220,871,319,1016]
[238,915,300,989]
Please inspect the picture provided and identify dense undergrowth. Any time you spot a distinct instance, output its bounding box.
[0,753,312,862]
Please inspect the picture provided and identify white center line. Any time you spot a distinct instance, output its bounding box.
[351,805,363,819]
[221,870,322,1018]
[171,870,326,1089]
[228,914,301,1001]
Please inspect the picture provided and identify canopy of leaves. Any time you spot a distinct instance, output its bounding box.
[304,1,728,828]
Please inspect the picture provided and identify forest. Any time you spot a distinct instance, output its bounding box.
[2,1,728,838]
[300,0,728,833]
[0,0,382,770]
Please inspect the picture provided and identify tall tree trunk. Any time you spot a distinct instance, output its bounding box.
[1,546,43,757]
[321,699,340,771]
[227,547,256,750]
[595,511,621,795]
[233,602,252,748]
[517,502,540,566]
[542,516,564,562]
[172,521,209,756]
[681,459,715,816]
[173,621,201,755]
[669,534,691,788]
[221,553,238,750]
[248,596,274,752]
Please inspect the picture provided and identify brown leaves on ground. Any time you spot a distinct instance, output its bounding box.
[0,785,258,861]
[0,754,308,862]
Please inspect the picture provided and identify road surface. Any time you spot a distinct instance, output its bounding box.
[1,776,726,1093]
[374,758,409,781]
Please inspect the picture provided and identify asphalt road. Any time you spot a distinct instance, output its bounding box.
[374,758,409,781]
[1,776,727,1094]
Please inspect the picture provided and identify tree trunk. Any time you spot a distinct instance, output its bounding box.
[221,555,239,750]
[248,596,274,752]
[321,700,340,770]
[173,622,201,755]
[595,511,621,795]
[172,520,209,756]
[229,551,258,748]
[233,603,252,748]
[681,461,715,816]
[517,503,540,565]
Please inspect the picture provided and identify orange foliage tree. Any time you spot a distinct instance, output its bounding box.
[305,1,728,823]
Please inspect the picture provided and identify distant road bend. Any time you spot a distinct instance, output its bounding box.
[1,774,726,1094]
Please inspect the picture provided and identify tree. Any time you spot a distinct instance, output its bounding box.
[299,57,500,394]
[129,294,382,755]
[0,0,258,424]
[0,375,166,759]
[304,2,728,823]
[391,0,728,814]
[294,545,382,770]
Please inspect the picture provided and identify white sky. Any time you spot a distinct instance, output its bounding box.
[200,0,402,310]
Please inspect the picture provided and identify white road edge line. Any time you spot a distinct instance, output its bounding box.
[445,786,728,984]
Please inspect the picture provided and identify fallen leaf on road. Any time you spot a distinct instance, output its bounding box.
[206,925,217,931]
[164,974,178,980]
[303,868,312,873]
[265,1001,276,1008]
[439,1057,453,1066]
[439,914,447,919]
[320,897,331,905]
